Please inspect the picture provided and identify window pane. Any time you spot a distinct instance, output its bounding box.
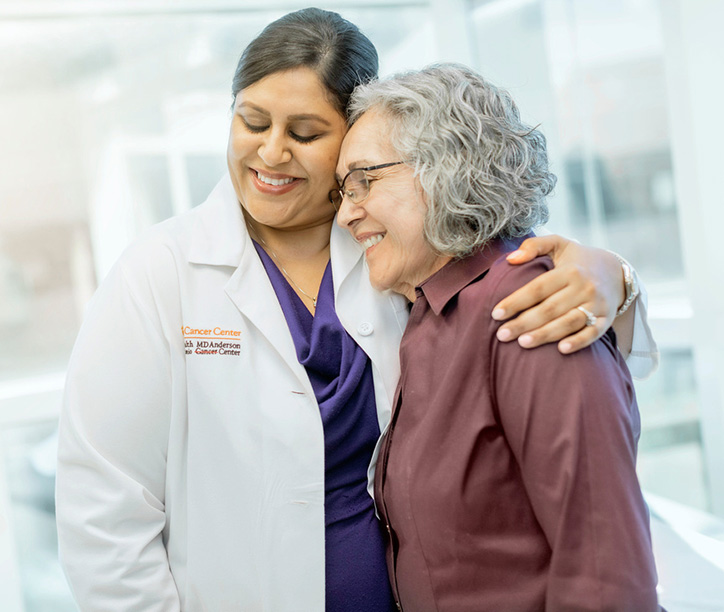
[2,418,77,612]
[472,0,704,509]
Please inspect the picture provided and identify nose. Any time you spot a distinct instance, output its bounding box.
[258,128,292,166]
[336,193,366,230]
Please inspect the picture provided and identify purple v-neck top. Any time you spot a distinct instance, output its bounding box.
[254,242,394,612]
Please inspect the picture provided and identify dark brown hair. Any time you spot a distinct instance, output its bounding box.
[231,8,378,116]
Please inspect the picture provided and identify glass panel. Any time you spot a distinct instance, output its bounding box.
[0,224,92,383]
[184,153,227,210]
[126,154,174,227]
[2,418,77,612]
[636,348,706,509]
[472,0,704,509]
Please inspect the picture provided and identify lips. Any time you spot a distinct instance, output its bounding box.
[355,232,386,256]
[250,168,302,194]
[256,172,294,186]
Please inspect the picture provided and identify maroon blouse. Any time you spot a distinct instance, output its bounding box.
[374,238,660,611]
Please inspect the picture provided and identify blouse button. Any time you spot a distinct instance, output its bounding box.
[357,321,374,336]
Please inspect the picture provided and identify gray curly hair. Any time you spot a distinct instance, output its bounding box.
[347,63,556,257]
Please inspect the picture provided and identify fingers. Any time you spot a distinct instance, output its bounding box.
[494,237,626,354]
[496,303,613,354]
[492,268,569,321]
[496,288,586,343]
[557,323,606,354]
[505,234,570,265]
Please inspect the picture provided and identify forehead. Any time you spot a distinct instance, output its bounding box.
[236,66,343,119]
[338,110,396,172]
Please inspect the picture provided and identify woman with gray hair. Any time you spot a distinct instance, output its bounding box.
[336,63,660,611]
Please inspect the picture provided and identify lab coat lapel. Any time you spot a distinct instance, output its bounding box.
[188,173,312,393]
[331,220,408,405]
[329,217,363,295]
[225,240,310,392]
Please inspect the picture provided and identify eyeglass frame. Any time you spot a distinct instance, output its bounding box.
[328,161,405,208]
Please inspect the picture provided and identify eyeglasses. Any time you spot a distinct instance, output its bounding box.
[328,161,405,208]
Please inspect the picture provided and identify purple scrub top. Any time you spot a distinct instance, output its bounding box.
[254,241,394,612]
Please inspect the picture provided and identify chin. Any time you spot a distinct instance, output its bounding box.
[367,275,389,293]
[369,277,387,292]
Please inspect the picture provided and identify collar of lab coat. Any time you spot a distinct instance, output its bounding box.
[187,172,363,279]
[188,173,248,267]
[185,173,366,396]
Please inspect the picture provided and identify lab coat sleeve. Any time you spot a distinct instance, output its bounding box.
[625,272,659,380]
[56,251,181,611]
[534,228,658,379]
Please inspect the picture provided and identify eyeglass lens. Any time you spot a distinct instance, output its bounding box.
[342,169,369,203]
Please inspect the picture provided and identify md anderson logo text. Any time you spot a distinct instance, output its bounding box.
[181,326,241,356]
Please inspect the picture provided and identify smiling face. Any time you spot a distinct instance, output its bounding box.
[227,66,348,233]
[336,109,451,301]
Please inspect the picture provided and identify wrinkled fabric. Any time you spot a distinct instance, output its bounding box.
[375,237,660,612]
[256,242,394,612]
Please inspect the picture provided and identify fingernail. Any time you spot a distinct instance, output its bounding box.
[506,250,522,261]
[518,334,534,348]
[559,342,572,353]
[492,308,506,320]
[497,328,512,341]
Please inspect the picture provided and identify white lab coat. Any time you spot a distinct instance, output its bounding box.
[56,173,658,611]
[56,173,408,611]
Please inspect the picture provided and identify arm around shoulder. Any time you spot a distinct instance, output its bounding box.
[497,234,659,378]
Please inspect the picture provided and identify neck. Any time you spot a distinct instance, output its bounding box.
[244,212,332,316]
[244,214,333,262]
[396,254,453,303]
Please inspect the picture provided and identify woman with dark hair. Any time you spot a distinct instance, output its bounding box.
[231,9,378,115]
[56,8,656,611]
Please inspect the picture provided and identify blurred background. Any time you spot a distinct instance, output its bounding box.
[1,0,723,610]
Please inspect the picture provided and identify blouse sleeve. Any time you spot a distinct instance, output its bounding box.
[486,257,660,611]
[56,251,181,612]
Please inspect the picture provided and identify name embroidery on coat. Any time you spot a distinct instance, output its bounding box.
[182,326,241,356]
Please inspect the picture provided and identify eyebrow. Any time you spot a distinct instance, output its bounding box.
[335,160,378,183]
[239,102,332,126]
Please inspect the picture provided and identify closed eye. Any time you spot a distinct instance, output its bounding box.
[241,118,268,133]
[240,115,320,144]
[291,132,321,144]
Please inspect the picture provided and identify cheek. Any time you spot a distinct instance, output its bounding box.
[394,215,430,266]
[308,146,341,184]
[317,131,346,174]
[227,131,244,163]
[228,121,256,156]
[227,139,240,167]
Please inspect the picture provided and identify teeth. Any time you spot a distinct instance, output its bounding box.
[256,171,295,186]
[362,234,384,250]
